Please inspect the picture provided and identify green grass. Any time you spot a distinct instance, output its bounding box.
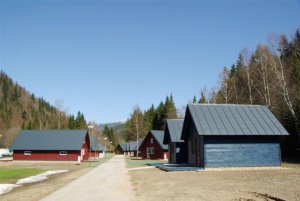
[0,167,45,184]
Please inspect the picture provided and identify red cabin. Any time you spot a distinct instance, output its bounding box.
[10,130,90,162]
[139,130,168,160]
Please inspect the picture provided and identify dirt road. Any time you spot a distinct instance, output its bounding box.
[40,155,135,201]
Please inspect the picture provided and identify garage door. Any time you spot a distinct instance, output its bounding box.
[204,139,281,167]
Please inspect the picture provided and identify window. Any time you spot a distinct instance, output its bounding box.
[24,151,31,155]
[59,151,67,156]
[150,147,154,154]
[150,138,153,144]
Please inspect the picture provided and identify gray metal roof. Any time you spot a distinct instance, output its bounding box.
[150,130,168,150]
[119,143,127,151]
[128,140,143,151]
[10,130,88,151]
[90,136,105,151]
[182,104,289,138]
[164,119,184,144]
[97,144,106,151]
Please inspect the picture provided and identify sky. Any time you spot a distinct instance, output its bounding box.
[0,0,300,123]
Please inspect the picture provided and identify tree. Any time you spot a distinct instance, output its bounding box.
[103,125,116,145]
[75,111,87,129]
[220,66,229,104]
[124,106,147,142]
[165,94,177,119]
[143,104,155,131]
[192,96,197,103]
[54,100,64,130]
[199,91,207,104]
[68,115,76,129]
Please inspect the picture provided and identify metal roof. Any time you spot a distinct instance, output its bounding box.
[90,136,105,151]
[182,104,289,138]
[119,143,127,151]
[128,139,143,151]
[163,119,184,144]
[10,130,88,151]
[150,130,168,150]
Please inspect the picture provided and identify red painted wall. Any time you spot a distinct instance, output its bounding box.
[13,133,91,161]
[13,150,80,161]
[140,132,168,159]
[82,134,90,160]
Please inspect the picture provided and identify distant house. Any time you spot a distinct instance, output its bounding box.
[114,143,127,155]
[127,140,143,157]
[181,104,289,168]
[163,119,188,164]
[10,130,90,162]
[139,130,168,160]
[90,136,105,159]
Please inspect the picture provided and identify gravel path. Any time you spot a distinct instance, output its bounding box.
[40,155,135,201]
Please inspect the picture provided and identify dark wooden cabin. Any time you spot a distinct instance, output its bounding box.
[181,104,289,168]
[163,119,188,164]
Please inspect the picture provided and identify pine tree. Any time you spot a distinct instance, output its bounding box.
[192,96,197,103]
[199,92,207,104]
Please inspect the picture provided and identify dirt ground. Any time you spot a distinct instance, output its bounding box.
[0,160,94,201]
[129,164,300,201]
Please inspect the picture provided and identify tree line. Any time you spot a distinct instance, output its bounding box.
[124,95,177,141]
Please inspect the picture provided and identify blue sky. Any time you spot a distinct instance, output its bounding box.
[1,0,300,123]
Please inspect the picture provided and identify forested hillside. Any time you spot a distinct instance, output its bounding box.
[0,71,87,147]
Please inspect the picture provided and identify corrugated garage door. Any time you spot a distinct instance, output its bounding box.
[204,139,281,167]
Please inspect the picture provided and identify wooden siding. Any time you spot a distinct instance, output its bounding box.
[175,142,188,164]
[187,118,202,165]
[204,136,281,167]
[82,134,90,161]
[168,143,176,163]
[13,134,90,161]
[13,150,80,161]
[115,145,124,155]
[140,132,168,159]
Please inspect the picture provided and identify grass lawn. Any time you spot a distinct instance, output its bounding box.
[0,167,45,184]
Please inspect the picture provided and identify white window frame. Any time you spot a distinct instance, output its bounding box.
[59,151,67,156]
[24,151,31,155]
[150,138,153,144]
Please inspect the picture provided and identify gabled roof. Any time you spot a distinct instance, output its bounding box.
[150,130,168,150]
[119,143,127,151]
[10,130,88,151]
[90,136,105,151]
[128,140,143,151]
[163,119,184,144]
[97,144,106,151]
[181,104,289,139]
